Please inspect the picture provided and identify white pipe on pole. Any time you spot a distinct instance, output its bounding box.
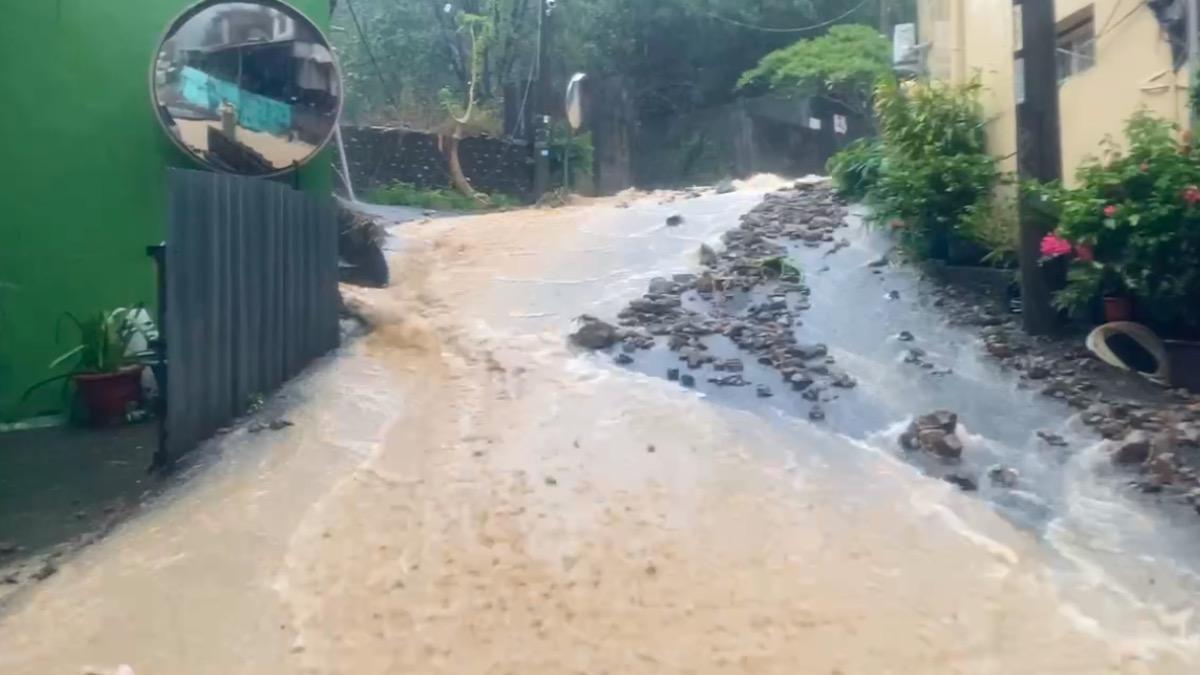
[334,126,357,202]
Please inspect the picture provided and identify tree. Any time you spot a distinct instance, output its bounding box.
[736,24,892,119]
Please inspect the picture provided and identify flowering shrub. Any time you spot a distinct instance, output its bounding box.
[1038,112,1200,329]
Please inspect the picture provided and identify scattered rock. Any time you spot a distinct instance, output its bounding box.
[944,474,978,491]
[986,341,1014,358]
[615,353,634,365]
[699,244,718,266]
[648,277,673,294]
[794,343,828,360]
[715,178,736,194]
[1036,431,1068,447]
[680,374,696,388]
[756,385,774,398]
[667,368,680,382]
[1112,434,1151,465]
[1027,363,1051,380]
[987,465,1020,488]
[31,560,57,581]
[917,429,964,460]
[915,410,958,434]
[789,373,814,391]
[809,406,826,421]
[868,255,889,268]
[897,331,915,342]
[570,317,620,350]
[666,214,684,227]
[886,290,901,301]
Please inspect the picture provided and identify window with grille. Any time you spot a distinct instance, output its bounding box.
[1057,7,1096,82]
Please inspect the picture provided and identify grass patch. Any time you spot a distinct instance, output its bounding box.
[366,182,522,212]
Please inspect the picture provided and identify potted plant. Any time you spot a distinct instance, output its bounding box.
[25,307,151,427]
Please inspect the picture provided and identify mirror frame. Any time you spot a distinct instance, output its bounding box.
[150,0,345,177]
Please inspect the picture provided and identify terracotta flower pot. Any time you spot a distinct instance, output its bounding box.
[75,366,144,427]
[1104,296,1134,323]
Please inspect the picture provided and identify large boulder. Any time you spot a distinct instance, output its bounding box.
[900,410,964,459]
[570,317,620,350]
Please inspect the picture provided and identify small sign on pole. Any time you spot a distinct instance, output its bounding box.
[833,114,848,135]
[807,117,822,130]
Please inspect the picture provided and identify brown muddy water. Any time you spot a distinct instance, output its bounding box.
[1,180,1198,674]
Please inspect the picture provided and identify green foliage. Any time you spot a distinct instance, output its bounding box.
[335,0,913,132]
[22,307,151,402]
[49,309,148,374]
[827,138,884,200]
[367,182,521,211]
[550,129,595,190]
[737,24,891,116]
[1038,111,1200,328]
[864,78,999,257]
[960,195,1019,268]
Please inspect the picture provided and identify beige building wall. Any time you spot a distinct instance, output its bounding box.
[918,0,1190,186]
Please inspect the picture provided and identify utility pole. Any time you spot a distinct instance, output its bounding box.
[532,0,554,198]
[1013,0,1061,335]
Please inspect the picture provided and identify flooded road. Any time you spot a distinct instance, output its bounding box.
[2,182,1199,673]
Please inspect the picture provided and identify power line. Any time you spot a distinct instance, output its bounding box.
[344,0,402,110]
[1096,1,1147,41]
[687,0,874,34]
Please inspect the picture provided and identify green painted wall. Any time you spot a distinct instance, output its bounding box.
[0,1,332,420]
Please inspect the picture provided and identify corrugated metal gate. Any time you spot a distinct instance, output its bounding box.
[158,168,339,466]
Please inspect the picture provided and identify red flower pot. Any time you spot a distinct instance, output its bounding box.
[75,366,144,427]
[1104,296,1134,323]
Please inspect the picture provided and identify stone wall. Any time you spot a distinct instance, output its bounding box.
[341,126,534,200]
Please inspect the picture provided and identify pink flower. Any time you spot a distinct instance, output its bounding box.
[1184,185,1200,206]
[1075,243,1095,262]
[1040,234,1074,259]
[1104,205,1118,218]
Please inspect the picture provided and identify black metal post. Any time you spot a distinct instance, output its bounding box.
[1013,0,1062,334]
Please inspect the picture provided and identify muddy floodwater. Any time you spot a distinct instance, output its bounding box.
[2,180,1199,674]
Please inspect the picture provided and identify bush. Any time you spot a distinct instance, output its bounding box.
[366,182,521,212]
[1038,111,1200,329]
[827,138,884,200]
[868,78,999,257]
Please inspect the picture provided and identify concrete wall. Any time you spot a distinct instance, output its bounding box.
[918,0,1189,184]
[341,126,534,199]
[0,1,331,420]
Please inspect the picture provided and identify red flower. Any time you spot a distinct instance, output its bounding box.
[1184,185,1200,206]
[1075,243,1095,262]
[1040,234,1073,259]
[1104,205,1118,218]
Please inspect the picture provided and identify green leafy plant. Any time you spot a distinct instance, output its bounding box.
[367,181,521,211]
[867,77,999,258]
[827,138,884,200]
[1037,111,1200,329]
[960,193,1019,268]
[737,24,892,120]
[23,307,152,399]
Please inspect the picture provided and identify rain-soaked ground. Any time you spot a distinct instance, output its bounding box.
[2,179,1200,673]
